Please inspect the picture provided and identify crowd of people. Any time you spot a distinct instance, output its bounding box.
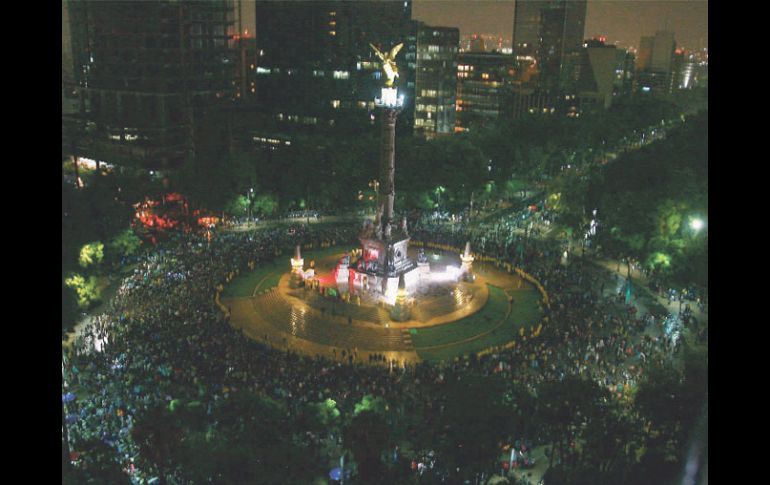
[62,211,704,483]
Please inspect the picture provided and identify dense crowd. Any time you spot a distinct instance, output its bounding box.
[62,214,702,483]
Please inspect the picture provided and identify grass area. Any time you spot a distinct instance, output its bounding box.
[222,245,352,298]
[221,261,283,298]
[415,286,542,363]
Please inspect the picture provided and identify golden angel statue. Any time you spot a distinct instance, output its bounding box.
[369,42,403,87]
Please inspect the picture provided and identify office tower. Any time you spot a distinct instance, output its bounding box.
[677,54,696,90]
[636,36,654,71]
[254,0,416,133]
[650,31,676,73]
[456,52,516,130]
[582,40,618,109]
[236,35,259,101]
[414,25,459,137]
[508,83,557,118]
[614,48,635,96]
[693,62,708,89]
[512,0,543,60]
[635,30,677,94]
[63,0,240,171]
[512,0,586,92]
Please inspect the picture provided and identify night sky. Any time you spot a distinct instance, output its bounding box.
[413,0,707,51]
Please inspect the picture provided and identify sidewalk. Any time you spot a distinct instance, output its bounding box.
[586,255,707,326]
[62,275,122,350]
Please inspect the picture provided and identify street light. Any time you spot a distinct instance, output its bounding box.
[435,185,445,210]
[689,217,704,232]
[247,188,254,226]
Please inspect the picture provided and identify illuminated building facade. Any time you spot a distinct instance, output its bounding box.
[254,0,416,133]
[63,0,240,170]
[415,25,459,136]
[456,52,516,130]
[561,38,625,112]
[512,0,587,93]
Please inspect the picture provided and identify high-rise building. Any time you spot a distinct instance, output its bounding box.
[456,52,516,130]
[512,0,587,92]
[507,83,557,118]
[63,0,240,170]
[635,30,676,94]
[253,0,416,133]
[677,54,697,90]
[561,38,624,111]
[650,31,676,73]
[693,62,708,89]
[512,0,543,60]
[614,48,635,96]
[414,25,459,137]
[636,36,655,71]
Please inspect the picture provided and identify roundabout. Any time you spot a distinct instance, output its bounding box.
[221,245,544,364]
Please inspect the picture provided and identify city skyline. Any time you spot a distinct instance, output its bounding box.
[412,0,708,52]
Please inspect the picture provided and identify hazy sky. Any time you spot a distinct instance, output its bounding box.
[240,1,708,52]
[413,0,708,51]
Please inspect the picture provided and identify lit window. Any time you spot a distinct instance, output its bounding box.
[331,100,340,108]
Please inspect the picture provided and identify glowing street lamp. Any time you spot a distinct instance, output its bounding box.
[689,217,704,232]
[247,188,254,225]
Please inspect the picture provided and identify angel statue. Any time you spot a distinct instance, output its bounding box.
[369,42,403,87]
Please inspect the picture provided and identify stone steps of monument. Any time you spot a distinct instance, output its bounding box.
[410,286,474,322]
[298,291,390,325]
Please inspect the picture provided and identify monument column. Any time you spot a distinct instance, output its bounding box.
[379,108,398,240]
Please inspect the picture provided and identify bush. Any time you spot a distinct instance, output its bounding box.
[78,242,104,269]
[64,273,102,309]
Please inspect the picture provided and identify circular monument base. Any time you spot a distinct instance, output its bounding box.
[221,246,543,365]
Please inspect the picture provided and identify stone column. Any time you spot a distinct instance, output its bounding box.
[379,108,399,239]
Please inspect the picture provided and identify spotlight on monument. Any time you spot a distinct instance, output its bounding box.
[376,87,404,108]
[290,245,304,288]
[460,241,475,280]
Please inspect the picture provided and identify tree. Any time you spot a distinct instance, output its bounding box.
[62,285,80,337]
[78,242,105,269]
[131,406,184,479]
[226,194,251,218]
[343,410,390,484]
[252,193,279,217]
[436,374,511,481]
[108,229,142,260]
[64,273,102,309]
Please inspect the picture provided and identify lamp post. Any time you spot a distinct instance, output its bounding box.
[689,217,704,233]
[247,188,254,227]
